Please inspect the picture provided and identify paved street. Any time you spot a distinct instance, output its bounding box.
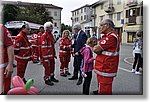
[12,42,143,95]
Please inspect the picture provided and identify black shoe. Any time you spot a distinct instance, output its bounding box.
[45,79,54,86]
[76,79,82,85]
[93,90,98,95]
[60,74,67,77]
[68,76,78,80]
[51,76,59,82]
[66,72,71,75]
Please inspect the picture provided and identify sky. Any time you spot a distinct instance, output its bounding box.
[3,0,99,26]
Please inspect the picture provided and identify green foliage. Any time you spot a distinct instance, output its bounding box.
[61,23,72,33]
[2,4,53,25]
[2,4,19,24]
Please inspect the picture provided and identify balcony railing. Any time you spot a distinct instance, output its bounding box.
[104,4,114,13]
[126,0,138,7]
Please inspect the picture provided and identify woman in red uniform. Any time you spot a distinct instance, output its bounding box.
[59,30,72,77]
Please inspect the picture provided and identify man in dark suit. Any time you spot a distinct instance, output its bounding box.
[68,23,87,85]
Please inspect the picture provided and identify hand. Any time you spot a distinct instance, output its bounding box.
[4,64,13,77]
[72,53,75,57]
[93,45,102,55]
[82,72,87,78]
[75,52,79,56]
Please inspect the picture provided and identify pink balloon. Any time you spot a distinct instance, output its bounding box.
[12,76,25,88]
[7,76,39,95]
[7,87,27,95]
[27,87,39,95]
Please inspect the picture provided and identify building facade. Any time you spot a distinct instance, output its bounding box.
[123,0,143,43]
[2,0,63,35]
[71,0,143,44]
[71,4,92,37]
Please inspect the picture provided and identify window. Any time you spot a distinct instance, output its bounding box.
[77,10,79,14]
[109,14,113,20]
[54,22,57,27]
[84,15,86,20]
[81,16,83,21]
[81,8,83,13]
[126,10,129,18]
[54,11,57,16]
[137,7,140,16]
[141,7,143,16]
[72,12,74,16]
[84,7,86,12]
[117,12,121,21]
[129,8,136,17]
[100,16,104,22]
[77,17,78,22]
[117,0,121,5]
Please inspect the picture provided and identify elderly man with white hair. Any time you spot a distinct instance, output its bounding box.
[41,21,59,86]
[68,23,87,85]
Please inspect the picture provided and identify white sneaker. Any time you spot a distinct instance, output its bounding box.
[131,69,135,73]
[135,71,142,75]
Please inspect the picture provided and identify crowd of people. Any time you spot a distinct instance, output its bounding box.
[0,19,143,95]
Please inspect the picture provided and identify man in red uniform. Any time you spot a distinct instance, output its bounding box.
[59,30,72,77]
[37,26,44,65]
[30,33,38,63]
[0,24,14,94]
[41,22,58,86]
[14,24,32,83]
[93,19,120,95]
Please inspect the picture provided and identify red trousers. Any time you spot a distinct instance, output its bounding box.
[60,55,70,69]
[38,46,42,62]
[42,59,55,80]
[59,55,70,74]
[17,60,28,79]
[0,67,11,94]
[32,46,39,62]
[97,75,114,95]
[3,75,11,94]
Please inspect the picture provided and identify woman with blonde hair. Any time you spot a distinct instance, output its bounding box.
[59,30,72,77]
[80,36,98,95]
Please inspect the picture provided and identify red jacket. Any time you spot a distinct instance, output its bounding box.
[59,37,72,57]
[94,32,120,77]
[30,34,38,47]
[37,32,43,46]
[0,24,13,67]
[14,31,32,61]
[41,32,56,60]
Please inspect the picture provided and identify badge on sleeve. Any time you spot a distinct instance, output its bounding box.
[16,43,20,46]
[42,41,45,44]
[101,40,106,44]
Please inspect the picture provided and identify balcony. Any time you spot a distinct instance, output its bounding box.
[126,0,138,7]
[126,16,136,25]
[104,4,115,13]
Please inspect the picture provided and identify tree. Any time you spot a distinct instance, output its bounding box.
[61,23,72,33]
[2,4,53,25]
[2,4,19,24]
